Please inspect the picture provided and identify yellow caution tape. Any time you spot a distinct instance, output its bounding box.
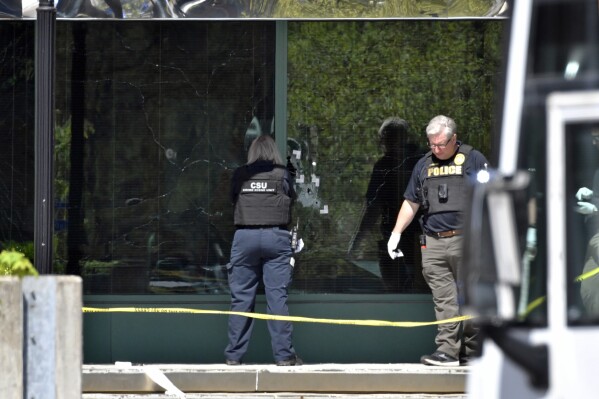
[83,306,473,327]
[575,266,599,282]
[521,267,599,318]
[82,265,599,326]
[520,296,546,319]
[81,262,599,326]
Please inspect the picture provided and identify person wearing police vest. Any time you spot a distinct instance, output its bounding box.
[224,134,302,367]
[387,115,488,366]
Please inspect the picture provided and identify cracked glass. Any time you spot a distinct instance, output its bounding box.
[0,19,503,294]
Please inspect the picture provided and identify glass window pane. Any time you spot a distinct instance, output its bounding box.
[54,22,277,294]
[0,22,35,254]
[287,20,502,294]
[515,109,547,326]
[566,122,599,324]
[0,19,503,295]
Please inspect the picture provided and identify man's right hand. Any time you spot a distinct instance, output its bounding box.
[576,187,593,201]
[576,201,598,215]
[387,232,404,259]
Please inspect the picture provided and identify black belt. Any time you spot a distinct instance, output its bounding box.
[237,226,287,230]
[428,229,462,238]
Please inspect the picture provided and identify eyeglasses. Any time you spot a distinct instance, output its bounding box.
[428,135,454,149]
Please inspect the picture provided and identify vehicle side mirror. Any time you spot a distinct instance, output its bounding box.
[463,170,532,323]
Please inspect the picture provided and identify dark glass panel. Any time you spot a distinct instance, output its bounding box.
[0,19,503,294]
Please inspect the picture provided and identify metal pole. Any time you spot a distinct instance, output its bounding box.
[274,21,288,159]
[34,0,56,274]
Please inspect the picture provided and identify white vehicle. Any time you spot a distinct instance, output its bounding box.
[464,0,599,398]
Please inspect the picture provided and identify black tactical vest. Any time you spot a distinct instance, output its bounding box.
[234,166,292,226]
[420,144,473,215]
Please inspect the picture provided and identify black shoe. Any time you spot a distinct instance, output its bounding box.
[225,359,242,366]
[420,351,459,366]
[276,355,303,366]
[459,355,470,366]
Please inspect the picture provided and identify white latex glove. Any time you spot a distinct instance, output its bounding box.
[576,201,598,215]
[295,238,305,253]
[387,232,404,259]
[526,227,536,251]
[576,187,593,201]
[523,227,537,264]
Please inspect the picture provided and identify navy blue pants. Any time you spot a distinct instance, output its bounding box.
[224,227,296,363]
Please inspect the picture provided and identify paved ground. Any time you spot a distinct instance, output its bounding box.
[83,394,467,399]
[83,363,469,398]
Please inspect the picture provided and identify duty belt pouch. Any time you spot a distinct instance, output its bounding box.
[291,225,298,251]
[290,219,300,252]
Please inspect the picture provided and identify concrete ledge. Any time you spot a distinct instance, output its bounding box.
[23,276,83,399]
[83,363,467,394]
[0,277,23,399]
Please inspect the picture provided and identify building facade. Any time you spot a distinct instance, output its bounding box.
[0,0,505,363]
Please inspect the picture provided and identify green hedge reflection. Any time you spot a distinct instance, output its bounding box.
[286,20,503,292]
[271,0,504,18]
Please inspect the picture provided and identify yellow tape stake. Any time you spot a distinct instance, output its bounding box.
[83,307,472,327]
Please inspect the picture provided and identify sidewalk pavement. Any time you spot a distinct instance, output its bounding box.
[83,363,469,398]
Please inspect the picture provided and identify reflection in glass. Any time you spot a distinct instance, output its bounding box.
[3,0,507,19]
[0,19,503,294]
[287,21,502,293]
[567,123,599,323]
[347,117,426,293]
[54,21,277,294]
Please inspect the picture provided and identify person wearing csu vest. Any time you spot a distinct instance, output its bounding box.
[387,115,489,366]
[224,134,302,367]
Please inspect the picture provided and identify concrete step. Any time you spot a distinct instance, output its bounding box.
[83,363,468,396]
[83,394,467,399]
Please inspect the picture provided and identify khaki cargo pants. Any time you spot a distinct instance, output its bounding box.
[421,234,477,358]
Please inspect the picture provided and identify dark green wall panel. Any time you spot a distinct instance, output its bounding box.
[83,294,437,364]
